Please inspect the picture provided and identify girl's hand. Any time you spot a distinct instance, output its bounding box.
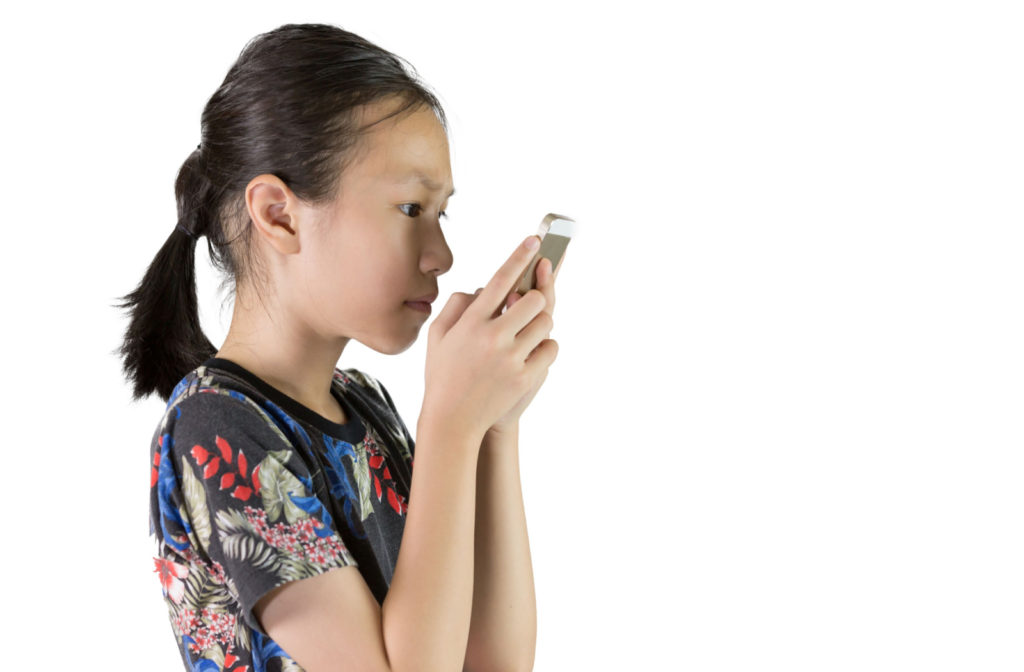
[488,251,564,436]
[421,236,557,443]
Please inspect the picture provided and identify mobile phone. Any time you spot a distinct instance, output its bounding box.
[514,213,575,295]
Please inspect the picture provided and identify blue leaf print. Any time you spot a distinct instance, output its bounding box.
[322,435,356,499]
[251,630,289,672]
[287,475,365,540]
[287,492,337,538]
[180,636,221,671]
[167,375,191,410]
[262,399,312,451]
[157,426,192,552]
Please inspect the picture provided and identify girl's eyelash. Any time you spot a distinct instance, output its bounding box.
[401,203,448,219]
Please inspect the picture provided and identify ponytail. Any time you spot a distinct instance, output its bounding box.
[114,148,217,402]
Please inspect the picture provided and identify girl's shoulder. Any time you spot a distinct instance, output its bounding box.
[157,359,412,462]
[162,361,267,424]
[157,363,297,454]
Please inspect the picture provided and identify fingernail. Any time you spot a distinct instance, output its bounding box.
[525,236,540,251]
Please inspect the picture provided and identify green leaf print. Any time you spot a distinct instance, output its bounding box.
[269,448,294,465]
[258,455,308,524]
[216,509,326,583]
[217,509,281,572]
[181,455,212,549]
[343,369,376,393]
[281,657,305,672]
[391,425,410,459]
[182,564,203,613]
[353,441,374,522]
[181,560,232,613]
[234,612,251,653]
[201,643,225,668]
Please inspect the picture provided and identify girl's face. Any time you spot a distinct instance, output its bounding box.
[298,99,455,355]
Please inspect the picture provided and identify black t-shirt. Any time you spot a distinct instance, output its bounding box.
[149,357,415,671]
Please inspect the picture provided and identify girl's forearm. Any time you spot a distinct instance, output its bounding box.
[382,418,481,672]
[464,424,538,672]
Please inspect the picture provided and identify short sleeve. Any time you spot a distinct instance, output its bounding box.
[167,392,358,634]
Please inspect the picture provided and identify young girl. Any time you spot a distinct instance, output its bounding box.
[117,23,560,672]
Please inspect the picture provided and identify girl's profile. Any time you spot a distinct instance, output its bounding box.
[117,22,561,672]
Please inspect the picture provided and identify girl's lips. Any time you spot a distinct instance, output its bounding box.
[405,301,432,314]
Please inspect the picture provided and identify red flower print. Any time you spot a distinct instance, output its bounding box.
[153,556,189,604]
[150,451,161,488]
[387,487,408,516]
[220,473,235,490]
[242,506,349,567]
[180,547,227,586]
[216,435,233,463]
[203,457,221,479]
[193,437,261,502]
[191,445,210,465]
[365,434,408,515]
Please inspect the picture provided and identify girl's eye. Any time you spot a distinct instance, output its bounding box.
[400,203,448,220]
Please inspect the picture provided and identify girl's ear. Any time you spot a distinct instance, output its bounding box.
[245,174,301,255]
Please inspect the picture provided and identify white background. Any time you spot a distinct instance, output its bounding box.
[2,1,1021,670]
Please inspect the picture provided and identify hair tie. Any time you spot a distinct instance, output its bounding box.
[176,222,199,241]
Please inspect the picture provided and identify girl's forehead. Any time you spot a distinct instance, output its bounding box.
[352,107,452,186]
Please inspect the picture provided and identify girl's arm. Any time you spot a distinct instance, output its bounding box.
[463,423,538,672]
[256,416,481,672]
[381,417,482,672]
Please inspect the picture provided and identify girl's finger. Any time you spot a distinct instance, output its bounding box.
[540,257,556,314]
[473,235,543,320]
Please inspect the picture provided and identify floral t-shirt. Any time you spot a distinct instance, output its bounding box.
[149,357,415,672]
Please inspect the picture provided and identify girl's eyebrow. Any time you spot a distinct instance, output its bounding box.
[399,171,456,198]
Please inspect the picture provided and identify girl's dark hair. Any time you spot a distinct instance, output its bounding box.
[114,23,448,402]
